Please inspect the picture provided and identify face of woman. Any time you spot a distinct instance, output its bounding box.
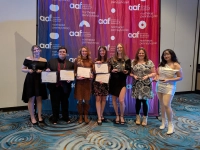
[117,44,123,54]
[138,50,145,60]
[99,48,106,57]
[58,49,67,60]
[32,47,41,55]
[163,51,171,61]
[81,48,88,57]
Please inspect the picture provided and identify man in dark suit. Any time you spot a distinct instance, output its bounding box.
[46,46,74,124]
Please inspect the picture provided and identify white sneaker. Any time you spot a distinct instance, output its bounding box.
[167,123,175,134]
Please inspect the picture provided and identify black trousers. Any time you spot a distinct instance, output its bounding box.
[135,99,148,116]
[49,86,70,121]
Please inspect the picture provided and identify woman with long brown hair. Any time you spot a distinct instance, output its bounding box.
[93,46,109,125]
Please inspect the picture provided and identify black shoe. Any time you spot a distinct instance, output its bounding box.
[61,117,71,123]
[29,118,38,125]
[97,120,102,125]
[49,116,57,124]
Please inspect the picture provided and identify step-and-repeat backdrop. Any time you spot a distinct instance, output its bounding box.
[38,0,160,116]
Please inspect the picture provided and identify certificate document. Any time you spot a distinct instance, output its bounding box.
[95,63,109,73]
[77,67,91,78]
[60,70,74,81]
[41,71,57,83]
[95,73,110,83]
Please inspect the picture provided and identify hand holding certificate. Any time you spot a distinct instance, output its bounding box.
[95,73,110,83]
[60,70,74,81]
[41,71,57,83]
[95,63,109,73]
[77,67,91,78]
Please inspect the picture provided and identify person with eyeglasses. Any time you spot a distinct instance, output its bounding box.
[108,43,131,125]
[46,46,74,124]
[130,47,156,126]
[21,45,48,125]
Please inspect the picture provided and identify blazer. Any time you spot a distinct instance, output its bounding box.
[47,58,74,94]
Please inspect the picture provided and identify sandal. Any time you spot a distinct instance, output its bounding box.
[120,116,125,125]
[115,115,120,124]
[101,116,106,122]
[97,119,102,125]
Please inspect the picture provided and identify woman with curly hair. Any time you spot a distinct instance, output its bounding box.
[130,47,156,126]
[74,46,93,124]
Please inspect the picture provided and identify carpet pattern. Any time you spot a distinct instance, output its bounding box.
[0,94,200,150]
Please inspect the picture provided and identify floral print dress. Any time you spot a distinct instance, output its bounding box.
[131,60,154,100]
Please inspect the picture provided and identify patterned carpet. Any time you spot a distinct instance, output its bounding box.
[0,94,200,150]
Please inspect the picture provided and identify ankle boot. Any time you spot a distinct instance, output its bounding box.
[77,104,83,124]
[159,118,167,129]
[83,103,90,124]
[136,114,141,125]
[167,122,175,134]
[142,116,148,126]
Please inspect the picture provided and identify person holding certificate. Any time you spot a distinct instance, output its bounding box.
[108,43,131,125]
[46,46,74,124]
[21,45,47,125]
[156,49,182,134]
[93,46,109,125]
[130,47,156,126]
[74,46,93,124]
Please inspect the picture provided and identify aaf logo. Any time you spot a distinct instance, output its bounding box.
[69,58,76,62]
[79,20,90,27]
[70,2,82,9]
[49,4,59,12]
[98,18,110,24]
[128,31,139,38]
[69,30,82,37]
[39,42,52,49]
[40,14,52,22]
[105,44,110,51]
[129,4,140,11]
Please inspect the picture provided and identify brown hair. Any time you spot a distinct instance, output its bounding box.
[132,47,149,66]
[97,46,107,62]
[113,43,127,61]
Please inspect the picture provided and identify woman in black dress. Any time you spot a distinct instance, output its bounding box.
[93,46,109,125]
[22,45,47,125]
[109,43,131,125]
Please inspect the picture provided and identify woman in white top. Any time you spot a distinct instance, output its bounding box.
[156,49,183,134]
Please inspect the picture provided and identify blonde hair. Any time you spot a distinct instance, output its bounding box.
[77,46,92,65]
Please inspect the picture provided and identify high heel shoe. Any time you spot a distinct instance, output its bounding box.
[97,120,102,125]
[29,118,38,125]
[115,115,119,124]
[120,116,125,125]
[159,118,167,129]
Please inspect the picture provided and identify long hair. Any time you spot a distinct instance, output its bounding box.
[113,43,127,61]
[132,47,149,66]
[159,49,180,67]
[97,46,107,62]
[77,46,92,65]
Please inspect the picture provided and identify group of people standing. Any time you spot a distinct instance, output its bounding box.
[21,43,183,135]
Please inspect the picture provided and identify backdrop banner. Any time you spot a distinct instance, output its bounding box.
[38,0,160,116]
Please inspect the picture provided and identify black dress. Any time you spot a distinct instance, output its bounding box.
[22,59,48,103]
[108,57,131,97]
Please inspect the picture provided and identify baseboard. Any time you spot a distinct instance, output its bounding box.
[0,106,27,112]
[175,91,195,95]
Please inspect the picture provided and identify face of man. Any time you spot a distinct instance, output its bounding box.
[58,48,67,60]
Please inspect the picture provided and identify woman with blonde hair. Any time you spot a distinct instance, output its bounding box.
[74,46,93,124]
[108,43,131,125]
